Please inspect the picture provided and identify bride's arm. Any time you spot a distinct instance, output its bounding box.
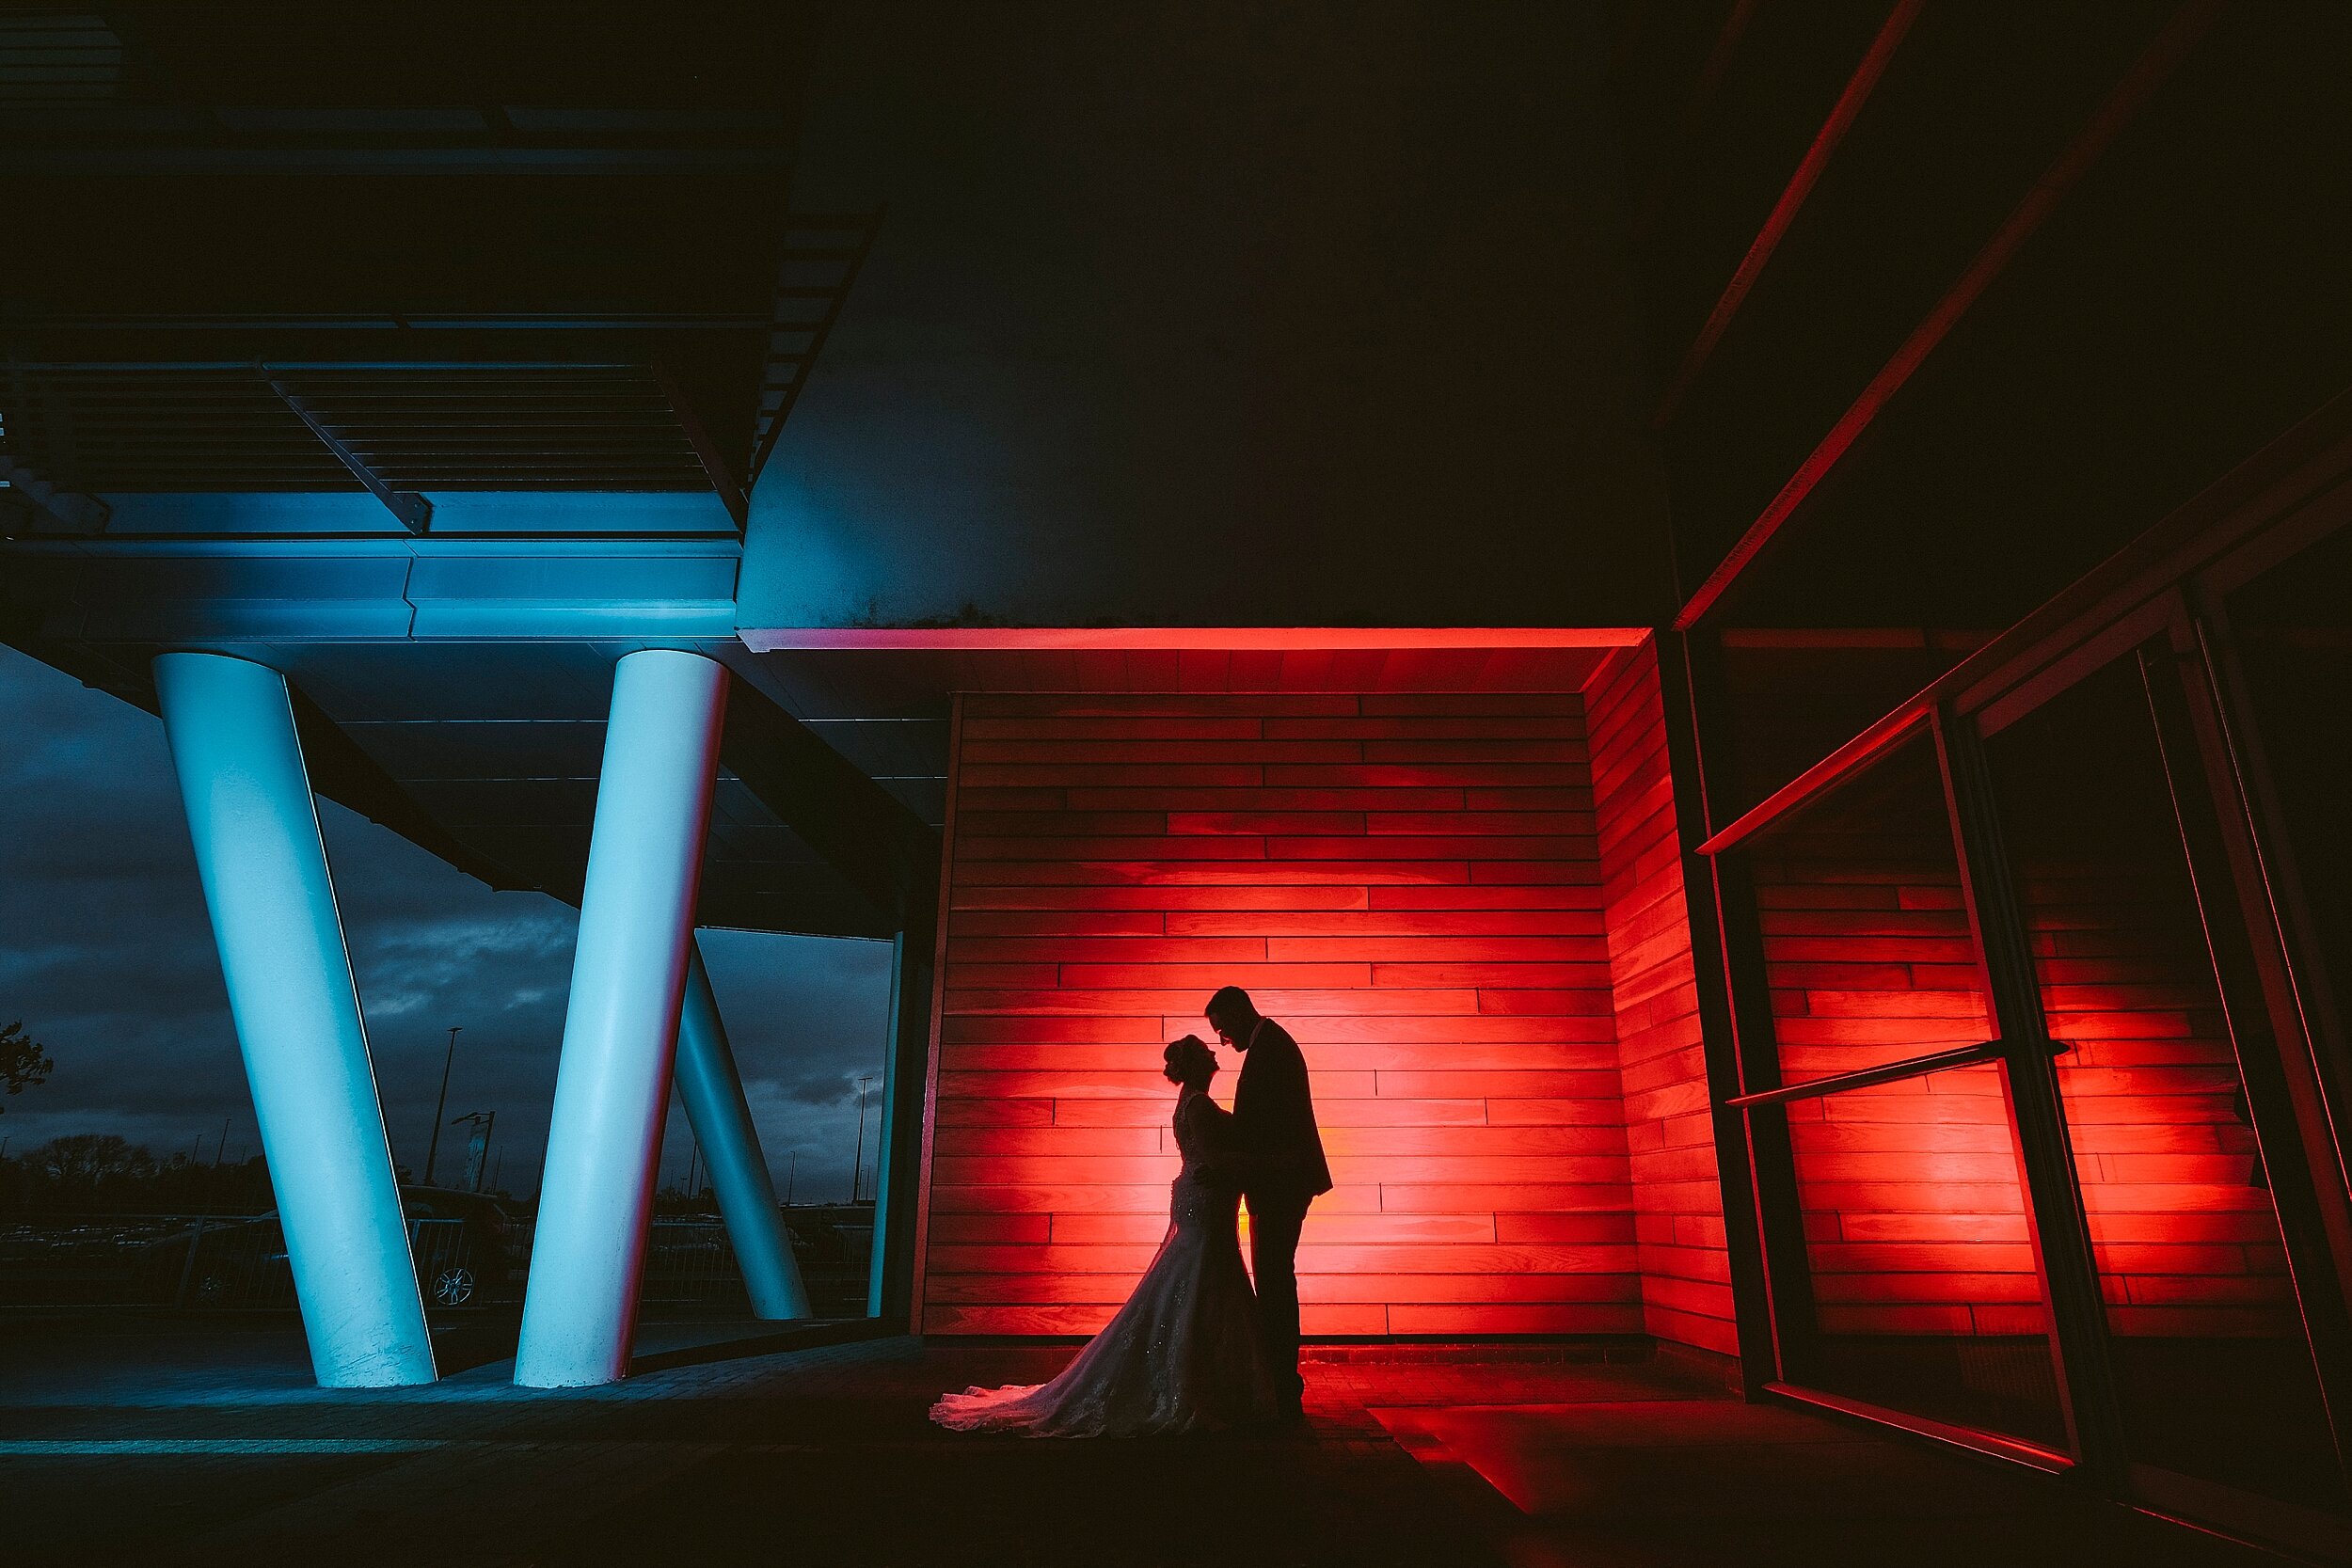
[1188,1096,1253,1180]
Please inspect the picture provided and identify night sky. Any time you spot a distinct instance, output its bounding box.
[0,642,894,1202]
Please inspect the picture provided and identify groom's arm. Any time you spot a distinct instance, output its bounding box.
[1205,1039,1317,1185]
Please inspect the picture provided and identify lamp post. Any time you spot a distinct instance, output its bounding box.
[785,1148,797,1205]
[850,1075,873,1202]
[421,1026,461,1187]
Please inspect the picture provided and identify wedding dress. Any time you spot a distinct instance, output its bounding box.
[930,1087,1279,1436]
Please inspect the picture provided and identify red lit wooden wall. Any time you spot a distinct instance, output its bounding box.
[1748,753,2037,1339]
[919,690,1646,1338]
[2023,858,2296,1338]
[1746,744,2291,1341]
[1586,646,1737,1355]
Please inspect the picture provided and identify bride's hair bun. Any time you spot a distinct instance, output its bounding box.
[1163,1035,1217,1085]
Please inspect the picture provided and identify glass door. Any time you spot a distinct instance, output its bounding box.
[1725,733,2074,1454]
[1978,637,2350,1533]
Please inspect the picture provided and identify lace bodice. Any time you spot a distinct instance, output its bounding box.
[1172,1089,1222,1169]
[1169,1091,1238,1235]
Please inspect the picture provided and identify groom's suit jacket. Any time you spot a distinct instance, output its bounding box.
[1232,1017,1333,1201]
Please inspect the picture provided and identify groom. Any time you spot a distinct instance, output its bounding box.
[1205,985,1330,1421]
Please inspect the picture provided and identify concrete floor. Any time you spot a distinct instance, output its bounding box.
[0,1316,2287,1567]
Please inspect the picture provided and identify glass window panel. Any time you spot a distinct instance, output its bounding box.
[2226,523,2352,1115]
[1744,735,1994,1086]
[1714,631,1979,823]
[1985,653,2345,1513]
[1785,1060,2067,1448]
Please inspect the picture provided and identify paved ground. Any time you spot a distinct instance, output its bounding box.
[0,1315,2288,1567]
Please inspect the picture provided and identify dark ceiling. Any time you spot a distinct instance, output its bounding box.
[1612,0,2352,630]
[0,3,868,524]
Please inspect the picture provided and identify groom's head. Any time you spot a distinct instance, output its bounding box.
[1204,986,1259,1049]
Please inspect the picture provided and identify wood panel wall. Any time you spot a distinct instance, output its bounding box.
[919,690,1645,1338]
[1746,739,2292,1341]
[2026,860,2297,1338]
[1748,745,2039,1338]
[1586,645,1737,1355]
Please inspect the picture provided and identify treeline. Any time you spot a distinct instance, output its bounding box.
[1,1133,276,1215]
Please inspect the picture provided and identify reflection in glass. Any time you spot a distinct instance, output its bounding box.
[2227,525,2352,1141]
[1714,631,1978,822]
[1986,654,2344,1512]
[1786,1060,2067,1448]
[1746,736,1993,1086]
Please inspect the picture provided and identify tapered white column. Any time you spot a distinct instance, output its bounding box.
[515,650,726,1386]
[676,940,809,1320]
[154,653,436,1387]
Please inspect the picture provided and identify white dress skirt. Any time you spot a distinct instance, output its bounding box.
[929,1090,1279,1436]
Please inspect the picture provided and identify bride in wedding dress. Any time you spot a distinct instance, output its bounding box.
[930,1036,1279,1436]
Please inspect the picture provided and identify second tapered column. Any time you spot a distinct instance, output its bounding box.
[515,649,727,1387]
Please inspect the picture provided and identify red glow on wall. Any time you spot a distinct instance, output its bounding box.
[1750,738,2293,1343]
[917,680,1728,1342]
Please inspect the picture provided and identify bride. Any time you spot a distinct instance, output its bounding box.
[930,1035,1279,1436]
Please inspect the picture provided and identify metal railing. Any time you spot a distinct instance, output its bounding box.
[1,1210,873,1312]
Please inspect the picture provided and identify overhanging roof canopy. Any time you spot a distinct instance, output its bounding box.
[0,3,871,533]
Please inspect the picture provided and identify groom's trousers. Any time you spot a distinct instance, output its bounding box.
[1247,1193,1312,1406]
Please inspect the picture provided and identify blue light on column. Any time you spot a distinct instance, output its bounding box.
[676,941,810,1320]
[514,649,727,1387]
[153,652,436,1388]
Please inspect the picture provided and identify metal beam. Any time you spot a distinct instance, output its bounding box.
[1934,704,2128,1482]
[1654,628,1785,1392]
[1671,0,2224,631]
[1650,0,1923,430]
[747,209,884,487]
[0,455,109,534]
[259,372,432,532]
[653,361,748,529]
[719,680,939,928]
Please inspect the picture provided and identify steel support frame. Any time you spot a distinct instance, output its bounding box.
[1932,704,2129,1482]
[1679,515,2352,1544]
[1662,628,1807,1390]
[867,911,937,1322]
[2139,615,2352,1496]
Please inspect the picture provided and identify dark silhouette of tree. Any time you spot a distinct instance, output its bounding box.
[2,1020,53,1107]
[34,1133,154,1186]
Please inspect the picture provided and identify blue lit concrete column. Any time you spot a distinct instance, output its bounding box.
[153,653,436,1388]
[515,649,726,1387]
[676,939,809,1320]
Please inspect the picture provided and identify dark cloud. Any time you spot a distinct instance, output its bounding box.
[0,644,893,1201]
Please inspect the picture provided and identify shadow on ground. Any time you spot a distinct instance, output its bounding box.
[0,1317,2290,1567]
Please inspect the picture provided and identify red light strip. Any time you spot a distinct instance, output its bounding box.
[741,626,1648,652]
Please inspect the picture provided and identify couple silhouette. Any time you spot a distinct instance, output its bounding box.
[930,987,1331,1436]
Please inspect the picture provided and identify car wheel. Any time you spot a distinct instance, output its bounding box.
[432,1265,476,1307]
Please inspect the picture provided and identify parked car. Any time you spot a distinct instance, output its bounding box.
[401,1187,526,1307]
[136,1186,524,1309]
